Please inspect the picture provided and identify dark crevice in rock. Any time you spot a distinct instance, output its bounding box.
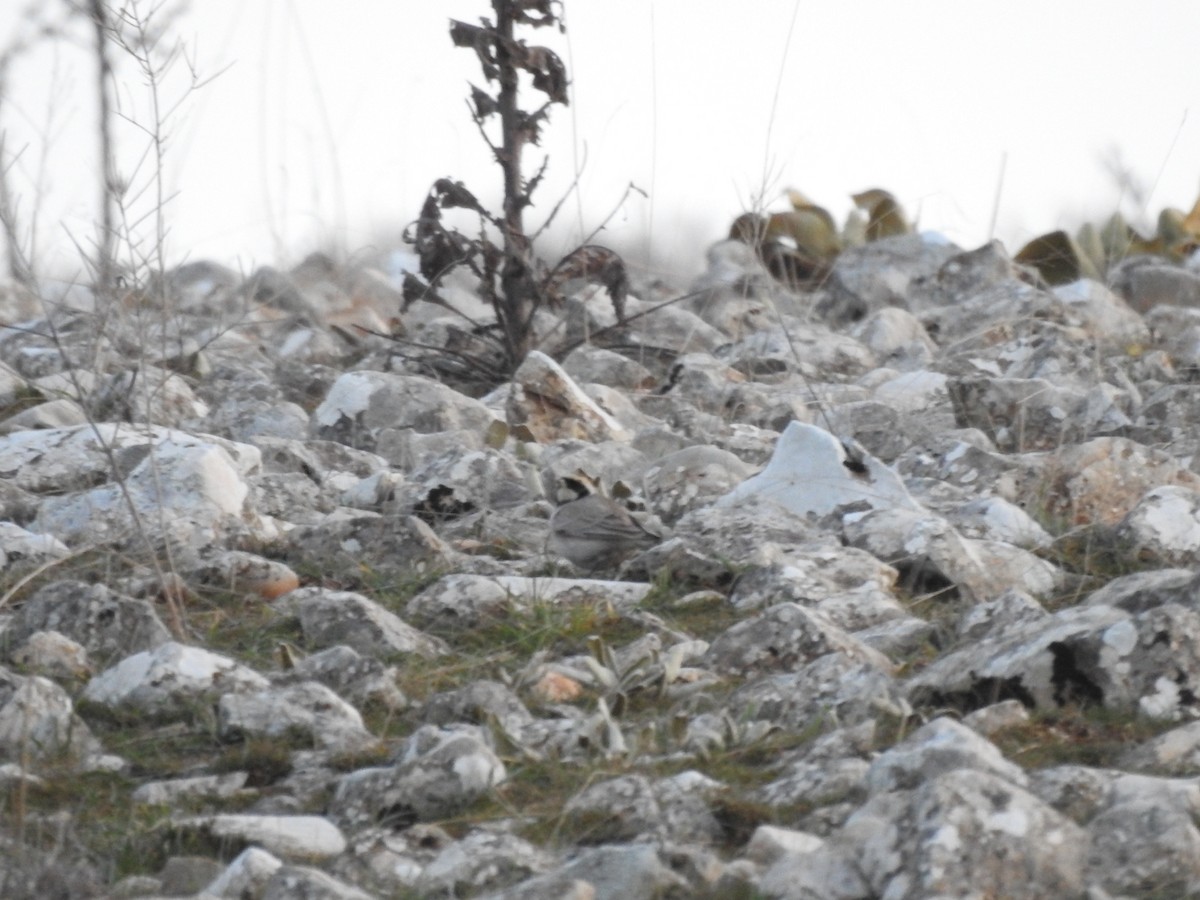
[1049,641,1104,707]
[413,484,476,524]
[377,803,418,831]
[894,558,957,602]
[910,674,1035,714]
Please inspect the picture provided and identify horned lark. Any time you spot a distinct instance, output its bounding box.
[548,473,661,572]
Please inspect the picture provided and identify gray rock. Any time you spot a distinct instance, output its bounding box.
[92,364,210,426]
[204,846,283,899]
[1115,484,1200,566]
[399,447,541,522]
[717,420,924,523]
[849,306,938,369]
[218,680,376,753]
[132,771,250,806]
[1083,567,1199,613]
[729,561,903,631]
[720,322,877,380]
[914,239,1024,307]
[640,444,754,524]
[866,716,1028,793]
[7,580,171,665]
[312,370,499,450]
[955,588,1049,643]
[419,679,533,735]
[909,602,1200,719]
[819,233,960,324]
[283,514,456,585]
[947,375,1088,452]
[758,728,872,808]
[0,667,103,767]
[1052,278,1150,347]
[1120,720,1200,775]
[83,641,269,718]
[945,495,1053,550]
[172,813,346,861]
[704,602,894,677]
[260,864,374,900]
[0,397,88,433]
[562,344,656,390]
[332,824,452,896]
[8,629,92,680]
[1111,259,1200,312]
[561,771,725,845]
[280,644,407,711]
[729,653,905,729]
[407,574,653,629]
[482,843,689,900]
[963,698,1031,736]
[330,725,506,829]
[1086,798,1200,896]
[157,855,225,896]
[867,769,1087,898]
[285,586,448,660]
[507,351,632,443]
[414,829,555,897]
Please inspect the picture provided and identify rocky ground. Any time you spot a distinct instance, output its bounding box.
[3,231,1200,898]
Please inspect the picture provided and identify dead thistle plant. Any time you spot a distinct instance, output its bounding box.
[401,0,631,382]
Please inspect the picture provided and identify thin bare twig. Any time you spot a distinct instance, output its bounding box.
[531,143,589,242]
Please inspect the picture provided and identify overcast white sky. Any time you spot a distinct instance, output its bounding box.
[3,0,1199,284]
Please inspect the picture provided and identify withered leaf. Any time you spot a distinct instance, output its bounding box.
[449,19,499,81]
[409,182,481,281]
[758,241,830,289]
[401,272,429,307]
[513,43,569,105]
[729,212,768,245]
[852,188,912,241]
[546,245,629,320]
[728,210,834,288]
[513,0,560,27]
[1014,230,1097,286]
[515,108,550,147]
[469,84,498,118]
[765,209,841,261]
[432,178,485,213]
[1182,194,1200,239]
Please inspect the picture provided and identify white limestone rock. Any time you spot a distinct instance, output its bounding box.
[1115,484,1200,567]
[407,574,653,629]
[34,430,267,551]
[0,669,103,767]
[716,421,923,521]
[218,680,376,753]
[203,846,283,900]
[83,642,269,718]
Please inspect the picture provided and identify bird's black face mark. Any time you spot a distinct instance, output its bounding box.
[842,456,868,476]
[559,476,591,502]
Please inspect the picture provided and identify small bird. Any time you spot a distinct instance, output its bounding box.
[548,472,661,573]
